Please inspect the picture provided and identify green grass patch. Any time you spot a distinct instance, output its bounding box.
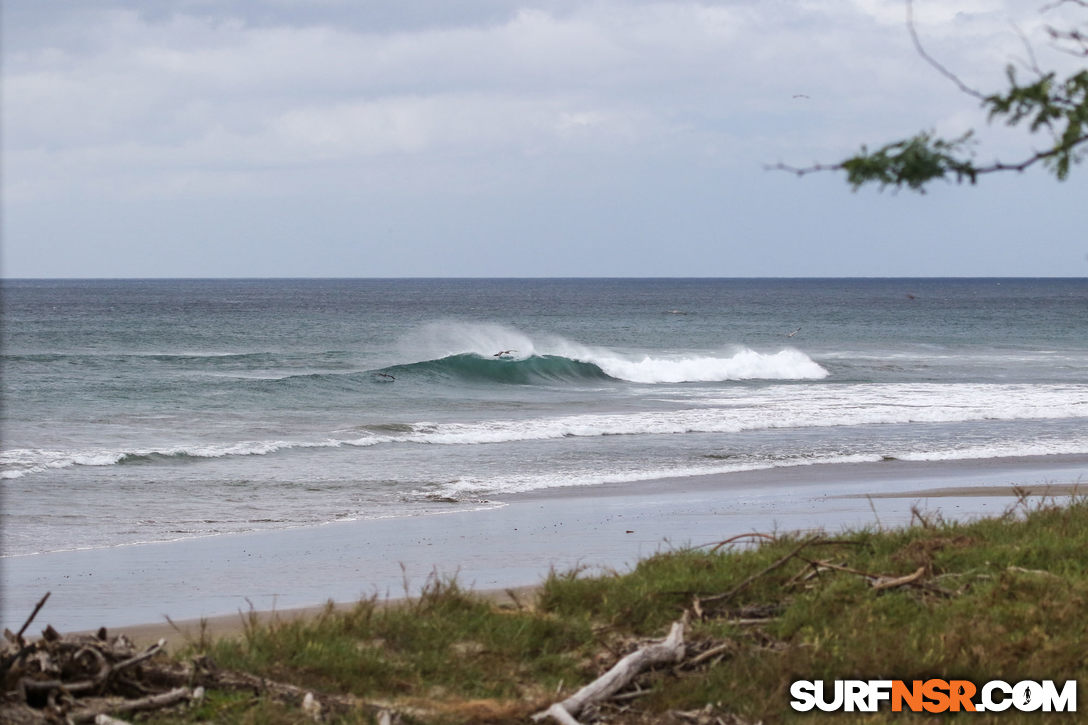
[153,496,1088,723]
[206,577,591,702]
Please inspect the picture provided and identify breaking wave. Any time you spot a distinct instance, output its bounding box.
[385,322,829,384]
[586,348,828,383]
[382,353,612,384]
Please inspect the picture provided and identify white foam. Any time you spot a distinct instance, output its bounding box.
[378,382,1088,447]
[4,383,1085,479]
[0,438,350,479]
[420,437,1088,499]
[576,346,827,383]
[416,452,898,498]
[399,321,828,382]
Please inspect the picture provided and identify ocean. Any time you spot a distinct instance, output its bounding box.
[2,278,1086,559]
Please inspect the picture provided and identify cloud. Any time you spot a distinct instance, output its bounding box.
[3,0,1079,206]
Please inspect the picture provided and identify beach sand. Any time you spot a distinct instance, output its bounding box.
[3,455,1085,646]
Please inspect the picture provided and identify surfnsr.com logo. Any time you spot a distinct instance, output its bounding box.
[790,679,1078,713]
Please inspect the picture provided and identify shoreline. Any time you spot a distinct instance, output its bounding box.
[843,482,1086,498]
[3,454,1086,641]
[5,454,1083,561]
[504,453,1088,502]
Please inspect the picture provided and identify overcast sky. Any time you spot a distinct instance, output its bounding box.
[2,0,1085,277]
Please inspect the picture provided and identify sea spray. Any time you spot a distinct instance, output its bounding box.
[397,321,539,361]
[393,321,829,383]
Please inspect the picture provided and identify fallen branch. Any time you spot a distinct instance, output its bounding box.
[799,558,955,597]
[15,593,51,642]
[706,532,777,552]
[870,566,927,591]
[69,687,191,723]
[798,559,879,580]
[1006,565,1061,579]
[113,638,166,673]
[698,537,819,609]
[685,642,735,668]
[533,614,688,724]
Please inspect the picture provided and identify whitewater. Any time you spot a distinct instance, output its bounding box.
[2,278,1086,556]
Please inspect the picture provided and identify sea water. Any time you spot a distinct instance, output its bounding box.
[2,278,1086,557]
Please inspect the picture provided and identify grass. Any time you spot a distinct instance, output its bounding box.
[151,495,1088,723]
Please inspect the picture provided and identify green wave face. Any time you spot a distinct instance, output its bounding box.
[383,353,615,385]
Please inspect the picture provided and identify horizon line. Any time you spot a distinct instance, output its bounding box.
[3,275,1087,282]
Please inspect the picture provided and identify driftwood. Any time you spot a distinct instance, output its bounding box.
[796,558,953,596]
[870,566,927,591]
[696,537,820,612]
[15,593,51,642]
[2,614,411,725]
[531,535,951,723]
[68,687,191,723]
[533,614,688,725]
[1,613,199,725]
[0,615,394,724]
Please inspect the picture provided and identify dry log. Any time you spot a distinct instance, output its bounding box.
[870,566,927,591]
[533,615,688,724]
[68,687,191,723]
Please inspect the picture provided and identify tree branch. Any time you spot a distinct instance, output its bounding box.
[906,0,986,100]
[771,1,1088,191]
[969,133,1088,173]
[15,593,51,642]
[1040,0,1088,13]
[768,130,1088,188]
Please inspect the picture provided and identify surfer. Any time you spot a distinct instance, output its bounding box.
[375,372,396,381]
[787,327,801,338]
[493,350,517,358]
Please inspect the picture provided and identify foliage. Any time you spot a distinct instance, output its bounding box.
[840,130,979,191]
[842,67,1088,191]
[783,2,1088,192]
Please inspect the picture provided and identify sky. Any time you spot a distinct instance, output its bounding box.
[2,0,1086,278]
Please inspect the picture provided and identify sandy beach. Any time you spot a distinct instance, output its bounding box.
[3,455,1085,643]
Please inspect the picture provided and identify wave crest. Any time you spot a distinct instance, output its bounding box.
[383,353,613,384]
[587,348,828,383]
[392,322,828,384]
[378,348,827,385]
